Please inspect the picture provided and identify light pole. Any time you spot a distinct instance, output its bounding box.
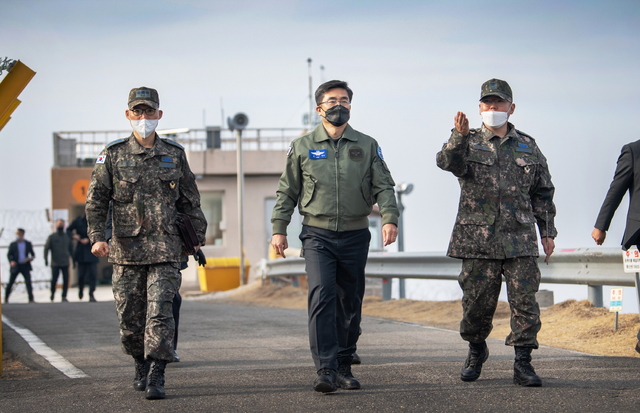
[396,182,413,298]
[307,58,313,130]
[227,113,249,285]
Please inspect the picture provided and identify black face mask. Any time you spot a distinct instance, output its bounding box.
[57,227,64,233]
[323,105,350,127]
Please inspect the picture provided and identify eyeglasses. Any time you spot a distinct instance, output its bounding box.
[480,97,511,105]
[129,108,158,117]
[319,98,351,107]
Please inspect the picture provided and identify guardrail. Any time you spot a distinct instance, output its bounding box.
[262,248,640,310]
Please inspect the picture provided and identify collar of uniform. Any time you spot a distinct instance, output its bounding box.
[126,133,170,156]
[313,124,358,143]
[479,122,515,142]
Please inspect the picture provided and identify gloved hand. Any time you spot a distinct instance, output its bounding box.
[196,249,207,267]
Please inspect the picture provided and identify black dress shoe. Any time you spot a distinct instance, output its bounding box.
[336,364,360,389]
[313,368,337,393]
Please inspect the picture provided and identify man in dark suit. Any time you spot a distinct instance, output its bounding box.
[5,228,36,303]
[67,214,100,302]
[591,139,640,354]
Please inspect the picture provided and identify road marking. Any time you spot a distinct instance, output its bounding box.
[2,315,89,379]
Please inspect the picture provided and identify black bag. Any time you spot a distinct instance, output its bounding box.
[176,213,207,266]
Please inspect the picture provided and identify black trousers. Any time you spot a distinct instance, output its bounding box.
[6,264,34,301]
[77,262,97,295]
[51,265,70,299]
[300,225,370,371]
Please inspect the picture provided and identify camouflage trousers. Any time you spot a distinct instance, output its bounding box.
[112,262,181,362]
[458,257,541,348]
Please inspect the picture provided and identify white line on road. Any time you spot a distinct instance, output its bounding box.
[2,315,89,379]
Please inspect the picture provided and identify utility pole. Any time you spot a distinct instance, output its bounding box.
[307,58,313,129]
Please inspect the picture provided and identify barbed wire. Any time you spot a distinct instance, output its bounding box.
[0,57,17,76]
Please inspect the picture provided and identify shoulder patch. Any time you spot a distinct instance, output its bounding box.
[162,138,185,150]
[105,138,127,148]
[377,146,384,161]
[515,129,535,140]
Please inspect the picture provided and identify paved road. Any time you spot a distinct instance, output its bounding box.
[1,287,639,412]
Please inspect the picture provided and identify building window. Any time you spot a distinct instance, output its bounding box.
[201,191,224,246]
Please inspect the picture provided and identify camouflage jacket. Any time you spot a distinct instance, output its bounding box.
[271,124,399,235]
[436,124,557,259]
[86,134,207,265]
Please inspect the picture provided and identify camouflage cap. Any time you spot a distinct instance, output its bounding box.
[480,78,512,101]
[128,87,159,109]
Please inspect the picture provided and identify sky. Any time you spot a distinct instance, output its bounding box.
[2,0,640,308]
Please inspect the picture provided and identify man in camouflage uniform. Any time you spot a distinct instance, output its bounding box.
[436,79,557,387]
[86,87,206,400]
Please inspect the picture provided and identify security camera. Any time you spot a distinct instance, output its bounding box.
[227,112,249,131]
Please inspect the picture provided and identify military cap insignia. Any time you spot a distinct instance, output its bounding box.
[136,90,151,98]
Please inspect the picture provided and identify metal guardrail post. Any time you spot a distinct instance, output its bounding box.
[588,285,603,308]
[382,278,391,301]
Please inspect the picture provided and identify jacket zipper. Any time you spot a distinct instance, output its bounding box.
[334,139,340,231]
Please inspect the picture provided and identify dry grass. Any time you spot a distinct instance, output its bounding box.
[211,281,640,358]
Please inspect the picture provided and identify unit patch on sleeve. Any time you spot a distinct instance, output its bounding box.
[96,155,106,164]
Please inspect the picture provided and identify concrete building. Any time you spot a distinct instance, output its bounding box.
[51,126,384,291]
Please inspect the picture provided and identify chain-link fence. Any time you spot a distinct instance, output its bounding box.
[0,209,53,296]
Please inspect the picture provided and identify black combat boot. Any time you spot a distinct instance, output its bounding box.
[460,341,489,382]
[513,346,542,387]
[336,362,361,390]
[145,360,167,399]
[133,355,150,391]
[313,368,337,393]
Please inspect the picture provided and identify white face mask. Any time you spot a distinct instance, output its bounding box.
[481,107,510,128]
[130,118,158,139]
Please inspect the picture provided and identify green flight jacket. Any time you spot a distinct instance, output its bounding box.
[271,124,399,235]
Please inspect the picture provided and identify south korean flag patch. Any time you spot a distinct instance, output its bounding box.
[286,146,292,157]
[96,155,106,164]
